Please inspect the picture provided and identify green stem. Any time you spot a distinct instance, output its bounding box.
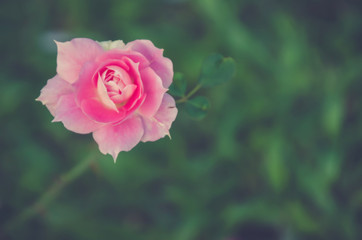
[4,153,95,232]
[176,84,203,104]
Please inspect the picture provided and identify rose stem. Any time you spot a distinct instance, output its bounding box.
[176,83,203,104]
[4,152,96,232]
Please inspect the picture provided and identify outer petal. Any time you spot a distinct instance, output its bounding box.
[53,94,103,134]
[95,49,149,70]
[137,67,167,117]
[125,40,173,88]
[141,93,178,142]
[56,38,104,84]
[80,99,126,123]
[93,117,144,161]
[36,75,73,115]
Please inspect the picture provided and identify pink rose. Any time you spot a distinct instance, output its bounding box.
[37,38,177,161]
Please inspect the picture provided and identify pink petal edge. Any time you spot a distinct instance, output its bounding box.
[56,38,104,84]
[53,94,103,134]
[36,75,73,115]
[93,117,144,162]
[137,67,168,118]
[125,40,173,88]
[141,93,178,142]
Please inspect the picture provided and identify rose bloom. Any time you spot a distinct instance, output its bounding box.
[37,38,177,161]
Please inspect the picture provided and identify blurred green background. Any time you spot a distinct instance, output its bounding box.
[1,0,362,239]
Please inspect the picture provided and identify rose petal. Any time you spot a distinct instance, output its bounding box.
[137,67,167,117]
[141,93,178,142]
[81,98,126,123]
[75,59,143,123]
[95,49,150,70]
[96,73,118,112]
[75,61,121,122]
[56,38,104,84]
[36,75,73,115]
[93,117,144,161]
[53,94,103,134]
[125,40,173,88]
[111,84,137,104]
[106,65,133,85]
[120,59,144,112]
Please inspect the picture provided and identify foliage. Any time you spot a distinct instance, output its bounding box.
[185,96,210,120]
[169,72,187,98]
[199,54,235,87]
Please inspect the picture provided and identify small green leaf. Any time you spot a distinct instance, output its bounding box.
[185,96,210,120]
[199,54,236,87]
[168,72,187,97]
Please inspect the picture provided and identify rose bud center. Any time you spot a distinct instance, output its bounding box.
[97,65,137,109]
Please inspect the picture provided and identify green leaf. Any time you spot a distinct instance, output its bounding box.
[185,96,210,120]
[264,137,289,192]
[168,72,187,97]
[199,54,236,87]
